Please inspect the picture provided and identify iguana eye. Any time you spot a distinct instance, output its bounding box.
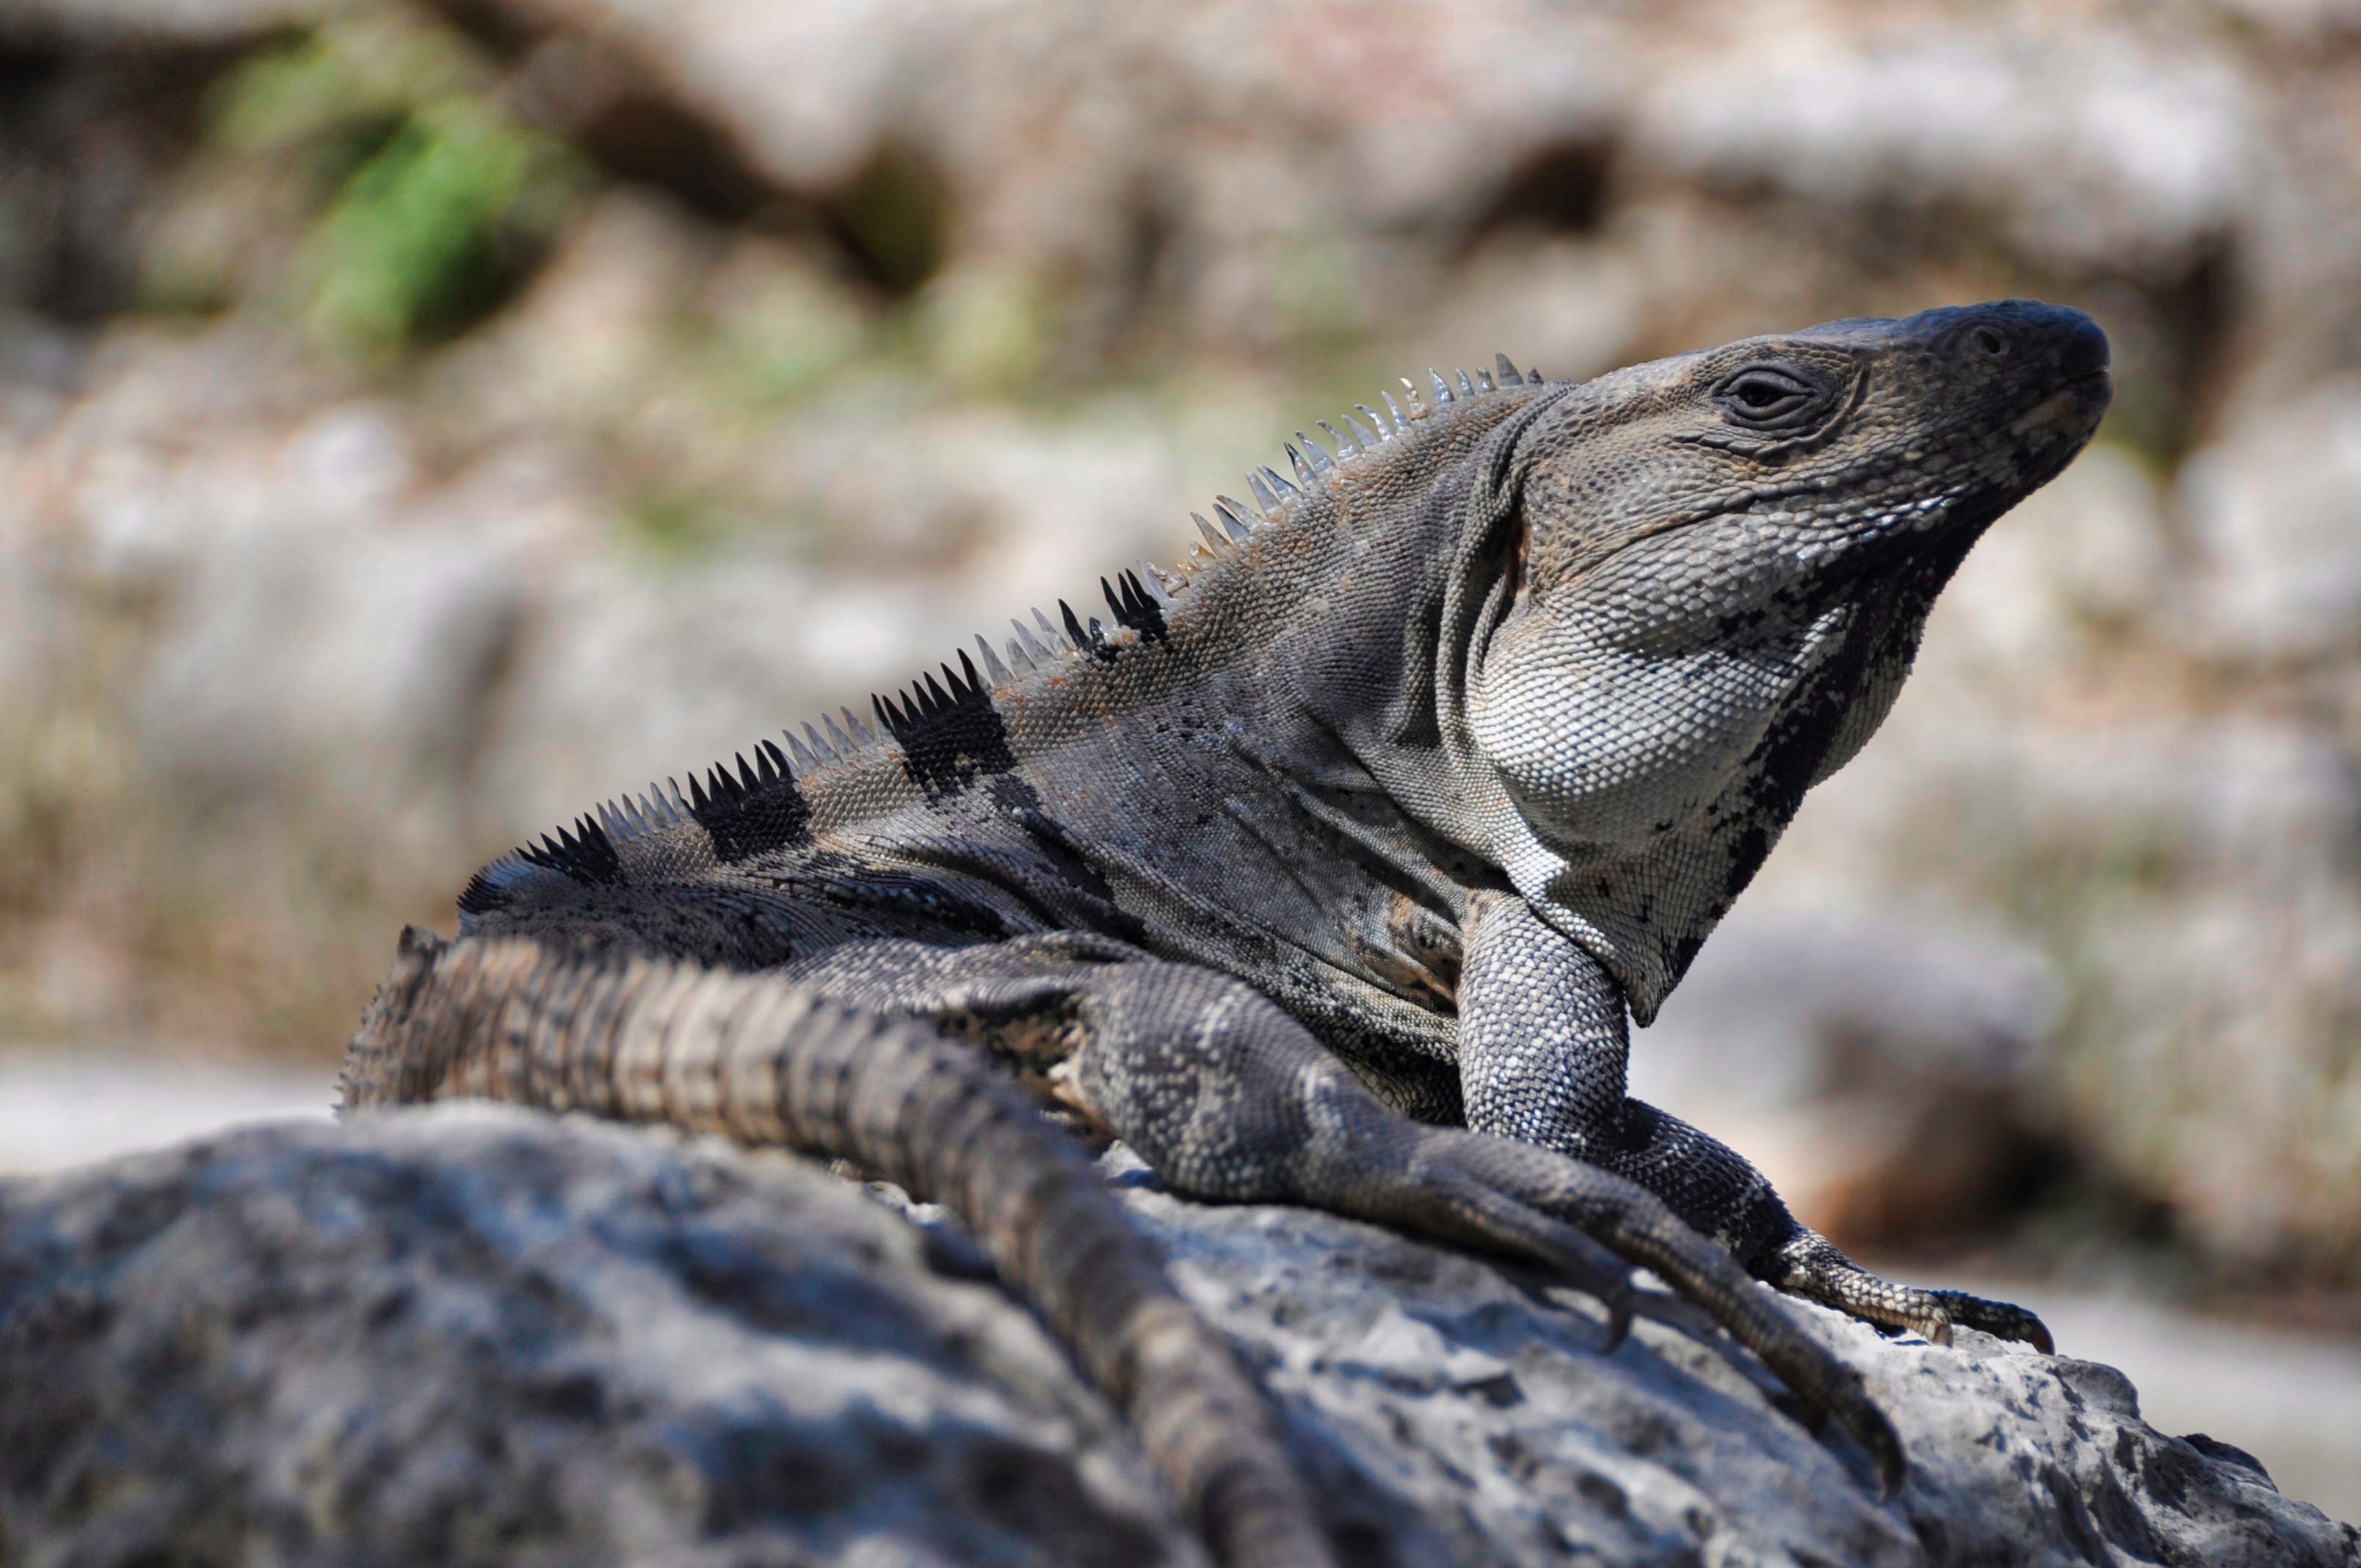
[1715,366,1821,428]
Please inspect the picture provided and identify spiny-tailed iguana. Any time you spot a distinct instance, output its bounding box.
[342,299,2111,1567]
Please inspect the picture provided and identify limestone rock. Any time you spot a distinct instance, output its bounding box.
[0,1107,1200,1568]
[1631,16,2260,279]
[3,1109,2354,1567]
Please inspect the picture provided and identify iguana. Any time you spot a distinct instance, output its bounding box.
[341,299,2111,1567]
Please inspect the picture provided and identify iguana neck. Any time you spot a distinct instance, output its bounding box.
[1140,375,1562,842]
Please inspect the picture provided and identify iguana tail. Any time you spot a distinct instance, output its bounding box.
[340,927,1334,1568]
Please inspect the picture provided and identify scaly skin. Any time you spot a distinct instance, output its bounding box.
[342,300,2111,1561]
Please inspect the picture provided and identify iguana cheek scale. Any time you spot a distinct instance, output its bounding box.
[342,300,2112,1567]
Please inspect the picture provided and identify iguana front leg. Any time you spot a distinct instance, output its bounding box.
[1459,894,2053,1353]
[777,936,1907,1491]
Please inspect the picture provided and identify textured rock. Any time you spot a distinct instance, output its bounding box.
[0,1108,1200,1568]
[2,1109,2353,1567]
[1631,16,2260,279]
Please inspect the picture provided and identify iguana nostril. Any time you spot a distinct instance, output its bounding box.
[1972,326,2009,357]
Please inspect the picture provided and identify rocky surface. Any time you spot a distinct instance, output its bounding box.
[0,1108,1202,1568]
[1,1108,2352,1567]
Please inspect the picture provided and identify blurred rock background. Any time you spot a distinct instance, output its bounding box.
[1,0,2357,1511]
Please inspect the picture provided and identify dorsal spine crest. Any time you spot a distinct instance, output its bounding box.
[483,361,1545,873]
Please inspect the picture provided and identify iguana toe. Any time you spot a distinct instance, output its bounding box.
[1768,1230,2055,1355]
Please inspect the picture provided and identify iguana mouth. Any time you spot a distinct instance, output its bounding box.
[2009,364,2114,442]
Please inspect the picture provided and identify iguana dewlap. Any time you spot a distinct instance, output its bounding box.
[343,300,2112,1567]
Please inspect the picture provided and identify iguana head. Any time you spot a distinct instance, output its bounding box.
[1466,300,2109,1009]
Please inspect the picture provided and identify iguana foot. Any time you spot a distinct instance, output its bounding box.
[1766,1231,2054,1354]
[1049,958,1909,1495]
[1395,1128,1910,1497]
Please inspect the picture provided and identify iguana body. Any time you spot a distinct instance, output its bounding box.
[344,300,2111,1566]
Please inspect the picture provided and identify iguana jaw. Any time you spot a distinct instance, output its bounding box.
[1463,300,2110,1015]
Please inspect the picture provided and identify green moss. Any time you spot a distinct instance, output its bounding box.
[299,99,587,356]
[207,19,478,161]
[201,18,588,359]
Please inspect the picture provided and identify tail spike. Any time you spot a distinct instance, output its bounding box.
[1259,465,1299,499]
[1248,471,1280,512]
[819,714,852,756]
[1033,607,1071,653]
[737,752,763,792]
[843,706,877,746]
[1135,559,1176,600]
[957,647,984,694]
[754,743,783,783]
[921,671,953,710]
[1216,493,1263,523]
[1343,412,1380,449]
[686,772,712,811]
[1007,636,1036,673]
[1012,617,1051,660]
[785,730,819,770]
[1214,501,1253,542]
[1428,369,1454,404]
[1475,367,1495,392]
[1495,352,1523,385]
[1059,599,1092,650]
[1192,512,1231,553]
[1457,369,1477,398]
[1385,388,1412,425]
[1296,431,1335,472]
[1287,443,1318,487]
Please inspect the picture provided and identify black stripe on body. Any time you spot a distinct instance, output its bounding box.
[520,814,628,886]
[458,812,630,918]
[1103,571,1167,642]
[688,742,814,863]
[875,651,1020,801]
[455,864,516,918]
